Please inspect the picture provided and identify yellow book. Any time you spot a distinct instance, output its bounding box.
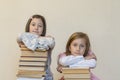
[18,66,45,71]
[17,70,45,75]
[64,73,90,78]
[20,57,47,62]
[19,61,46,66]
[20,45,46,52]
[17,74,44,78]
[21,48,46,52]
[21,51,48,57]
[62,67,90,74]
[64,78,90,80]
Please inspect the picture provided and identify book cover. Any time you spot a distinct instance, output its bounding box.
[19,61,46,66]
[18,66,45,71]
[21,51,48,57]
[64,78,90,80]
[20,57,47,62]
[62,67,90,74]
[64,73,90,78]
[17,70,45,75]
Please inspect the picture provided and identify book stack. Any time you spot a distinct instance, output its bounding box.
[17,45,48,78]
[62,67,90,80]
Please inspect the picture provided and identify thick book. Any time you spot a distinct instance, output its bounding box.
[17,70,45,75]
[62,67,90,74]
[18,66,45,71]
[64,73,90,78]
[21,48,46,52]
[20,57,47,62]
[19,61,46,67]
[21,51,48,57]
[17,74,44,78]
[20,45,46,52]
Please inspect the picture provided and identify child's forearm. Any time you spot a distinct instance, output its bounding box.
[57,54,64,73]
[56,64,63,73]
[48,37,55,49]
[16,34,23,47]
[38,36,55,50]
[59,55,84,66]
[70,59,96,68]
[16,39,23,47]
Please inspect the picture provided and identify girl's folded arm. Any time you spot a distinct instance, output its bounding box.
[70,59,96,68]
[59,55,84,66]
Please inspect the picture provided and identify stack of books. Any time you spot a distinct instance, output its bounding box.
[62,67,90,80]
[17,45,48,78]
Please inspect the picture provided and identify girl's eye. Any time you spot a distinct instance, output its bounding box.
[73,44,77,47]
[38,25,43,27]
[80,44,85,47]
[32,23,35,26]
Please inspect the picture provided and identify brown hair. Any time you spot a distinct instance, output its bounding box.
[25,14,46,36]
[65,32,90,57]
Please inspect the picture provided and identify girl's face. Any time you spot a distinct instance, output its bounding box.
[29,18,43,36]
[69,38,86,56]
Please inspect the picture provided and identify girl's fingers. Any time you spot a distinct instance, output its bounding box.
[57,66,62,73]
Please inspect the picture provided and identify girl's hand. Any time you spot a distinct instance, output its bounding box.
[46,35,52,37]
[56,65,63,73]
[85,53,97,60]
[46,35,54,39]
[16,39,24,47]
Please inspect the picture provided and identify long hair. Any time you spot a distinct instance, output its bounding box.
[25,14,46,36]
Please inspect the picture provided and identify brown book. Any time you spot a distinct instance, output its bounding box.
[21,48,46,52]
[64,78,90,80]
[64,73,90,78]
[20,57,47,62]
[17,70,45,75]
[19,61,46,66]
[20,45,46,51]
[21,51,48,57]
[17,74,44,78]
[62,67,90,74]
[18,66,45,71]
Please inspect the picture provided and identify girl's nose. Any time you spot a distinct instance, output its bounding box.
[77,46,80,50]
[34,25,38,30]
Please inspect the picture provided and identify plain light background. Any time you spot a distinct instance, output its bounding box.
[0,0,120,80]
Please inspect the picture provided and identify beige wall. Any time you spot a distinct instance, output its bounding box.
[0,0,120,80]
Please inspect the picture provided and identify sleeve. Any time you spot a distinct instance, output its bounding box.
[88,48,94,55]
[18,32,38,51]
[88,48,97,60]
[59,55,84,66]
[17,33,22,43]
[57,53,66,65]
[48,37,55,49]
[70,59,96,68]
[37,37,55,50]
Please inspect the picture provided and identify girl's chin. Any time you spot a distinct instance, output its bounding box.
[31,32,39,35]
[73,53,83,56]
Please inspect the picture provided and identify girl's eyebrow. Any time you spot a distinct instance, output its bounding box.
[31,22,35,23]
